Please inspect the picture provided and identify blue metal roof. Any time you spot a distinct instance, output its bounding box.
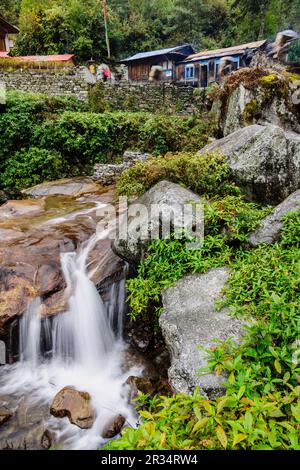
[121,45,192,62]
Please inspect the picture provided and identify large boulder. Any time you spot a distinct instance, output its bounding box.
[202,124,300,204]
[212,68,300,137]
[160,268,246,398]
[50,386,95,429]
[112,180,201,263]
[248,189,300,247]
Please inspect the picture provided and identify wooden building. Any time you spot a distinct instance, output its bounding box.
[0,15,19,54]
[121,44,195,82]
[175,40,267,87]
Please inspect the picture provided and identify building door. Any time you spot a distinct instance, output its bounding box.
[200,65,208,87]
[0,36,6,51]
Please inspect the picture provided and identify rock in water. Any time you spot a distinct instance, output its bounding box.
[160,268,246,398]
[202,124,300,204]
[124,376,154,402]
[102,415,126,439]
[41,429,53,450]
[112,180,201,263]
[0,411,12,427]
[248,189,300,247]
[50,386,95,429]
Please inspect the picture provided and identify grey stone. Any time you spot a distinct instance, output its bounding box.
[112,180,201,263]
[215,75,300,137]
[248,189,300,247]
[202,124,300,204]
[160,268,247,398]
[92,151,150,185]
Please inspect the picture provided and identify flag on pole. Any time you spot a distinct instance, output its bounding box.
[103,0,111,59]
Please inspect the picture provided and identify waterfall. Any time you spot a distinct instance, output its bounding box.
[19,297,42,366]
[52,234,115,368]
[0,231,141,450]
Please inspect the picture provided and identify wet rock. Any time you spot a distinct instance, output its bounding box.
[249,189,300,247]
[131,331,151,353]
[23,177,100,198]
[0,188,24,207]
[202,124,300,204]
[102,414,125,439]
[112,180,201,263]
[160,268,247,398]
[50,386,95,429]
[0,395,51,450]
[41,429,53,450]
[0,340,6,364]
[0,411,12,426]
[125,376,154,401]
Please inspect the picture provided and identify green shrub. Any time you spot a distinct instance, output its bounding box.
[117,152,238,198]
[0,91,84,165]
[0,92,218,191]
[126,196,271,320]
[0,147,67,190]
[105,387,300,450]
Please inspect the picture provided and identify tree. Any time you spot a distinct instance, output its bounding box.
[0,0,21,24]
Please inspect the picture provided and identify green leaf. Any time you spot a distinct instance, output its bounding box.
[274,359,282,375]
[232,433,248,448]
[216,426,228,449]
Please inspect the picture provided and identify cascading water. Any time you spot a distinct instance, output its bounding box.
[0,231,141,450]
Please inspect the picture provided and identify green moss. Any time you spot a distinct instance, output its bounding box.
[243,99,260,123]
[259,74,278,85]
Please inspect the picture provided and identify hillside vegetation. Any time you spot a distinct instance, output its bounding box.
[1,1,300,62]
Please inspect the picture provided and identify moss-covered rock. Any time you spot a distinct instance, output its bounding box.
[212,68,300,136]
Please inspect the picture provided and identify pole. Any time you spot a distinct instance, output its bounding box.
[103,0,111,59]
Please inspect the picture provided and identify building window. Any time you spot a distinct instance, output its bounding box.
[185,65,195,81]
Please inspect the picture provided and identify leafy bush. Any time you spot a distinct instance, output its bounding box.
[0,91,217,190]
[0,147,67,190]
[117,152,237,198]
[106,387,300,450]
[0,91,84,165]
[126,196,271,320]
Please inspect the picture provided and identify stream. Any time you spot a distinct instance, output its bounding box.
[0,178,143,450]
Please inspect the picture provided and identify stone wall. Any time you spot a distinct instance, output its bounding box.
[0,67,89,101]
[89,82,206,115]
[0,66,207,114]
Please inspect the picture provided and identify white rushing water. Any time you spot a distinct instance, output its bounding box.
[0,232,141,450]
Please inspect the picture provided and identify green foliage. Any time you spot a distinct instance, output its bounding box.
[0,91,215,190]
[117,151,233,198]
[105,386,300,450]
[0,147,67,190]
[11,0,300,63]
[0,91,83,164]
[0,0,21,23]
[107,211,300,451]
[126,196,271,320]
